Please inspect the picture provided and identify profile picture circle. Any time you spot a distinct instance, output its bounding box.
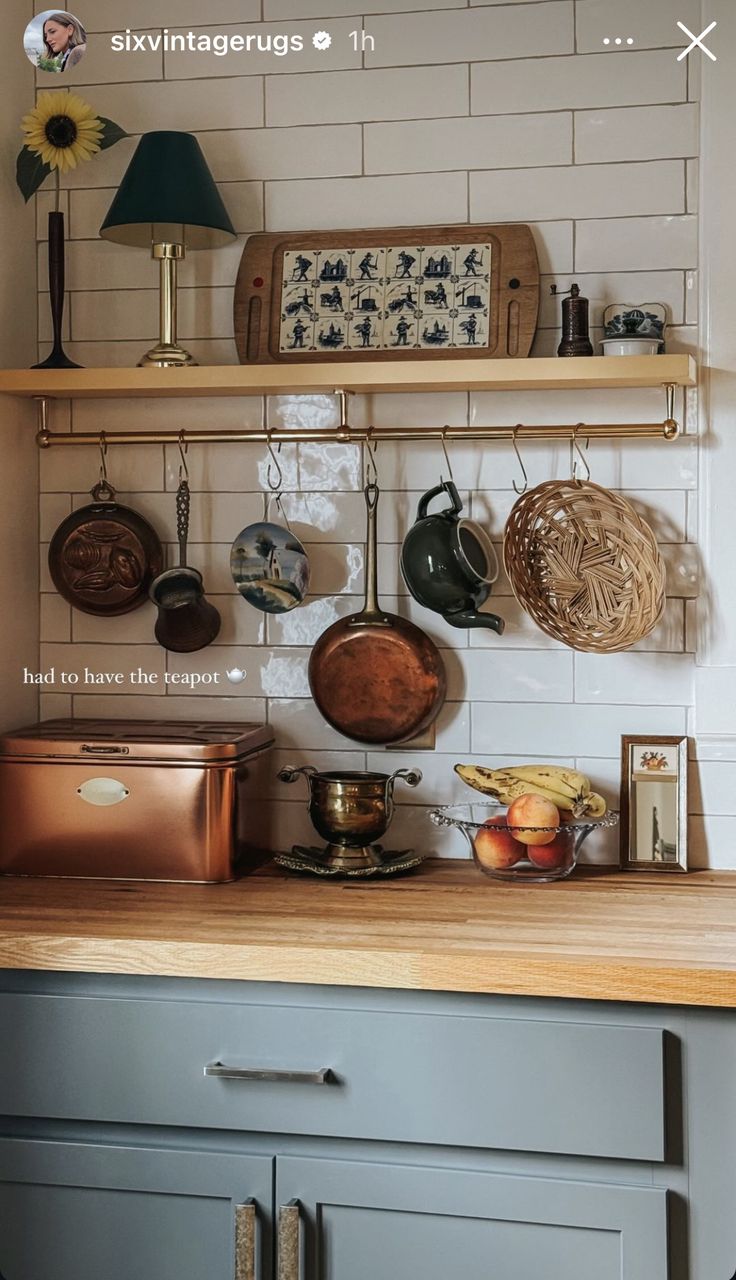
[24,11,87,73]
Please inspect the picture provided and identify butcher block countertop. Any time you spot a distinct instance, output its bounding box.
[1,862,736,1007]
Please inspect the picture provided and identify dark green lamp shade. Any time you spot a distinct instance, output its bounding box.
[100,131,236,251]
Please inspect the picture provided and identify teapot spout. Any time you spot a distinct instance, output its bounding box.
[445,609,505,635]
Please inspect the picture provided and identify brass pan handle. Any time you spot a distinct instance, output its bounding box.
[278,1200,301,1280]
[235,1200,257,1280]
[205,1062,333,1085]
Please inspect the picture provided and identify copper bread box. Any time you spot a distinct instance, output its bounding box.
[0,719,274,882]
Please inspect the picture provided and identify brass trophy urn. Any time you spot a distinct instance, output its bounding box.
[276,766,423,876]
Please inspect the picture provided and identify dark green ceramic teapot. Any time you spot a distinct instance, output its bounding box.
[400,480,504,633]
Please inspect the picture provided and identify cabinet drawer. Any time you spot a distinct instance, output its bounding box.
[0,993,666,1160]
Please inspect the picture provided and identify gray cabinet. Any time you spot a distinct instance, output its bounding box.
[0,973,709,1279]
[0,1140,272,1280]
[277,1157,668,1280]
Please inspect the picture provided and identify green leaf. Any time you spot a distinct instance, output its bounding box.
[16,147,52,203]
[98,118,128,151]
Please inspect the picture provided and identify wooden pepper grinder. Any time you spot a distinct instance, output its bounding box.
[555,283,594,357]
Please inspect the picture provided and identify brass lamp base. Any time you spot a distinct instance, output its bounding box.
[138,342,197,368]
[140,242,197,369]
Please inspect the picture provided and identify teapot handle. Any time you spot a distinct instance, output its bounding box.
[416,480,463,521]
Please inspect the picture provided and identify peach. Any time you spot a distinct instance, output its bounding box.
[528,829,575,871]
[506,794,560,846]
[474,815,524,870]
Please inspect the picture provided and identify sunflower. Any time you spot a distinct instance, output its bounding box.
[21,91,104,174]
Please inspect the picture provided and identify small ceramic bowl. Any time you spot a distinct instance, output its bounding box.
[600,337,663,357]
[430,802,619,883]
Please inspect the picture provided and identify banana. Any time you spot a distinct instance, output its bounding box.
[582,792,607,818]
[499,764,591,803]
[453,764,607,819]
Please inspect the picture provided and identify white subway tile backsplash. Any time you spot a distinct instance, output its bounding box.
[471,161,685,223]
[366,3,574,67]
[41,238,246,294]
[200,125,362,182]
[40,494,72,542]
[266,172,469,231]
[166,647,311,698]
[268,698,356,750]
[267,65,468,128]
[365,114,572,176]
[686,162,701,215]
[70,287,233,343]
[574,105,699,164]
[267,595,358,647]
[575,216,698,271]
[689,816,736,870]
[65,77,265,135]
[69,694,268,722]
[690,761,736,817]
[448,649,574,703]
[40,595,71,644]
[529,223,574,274]
[30,0,706,861]
[42,443,164,494]
[472,50,686,115]
[471,702,688,757]
[574,653,695,706]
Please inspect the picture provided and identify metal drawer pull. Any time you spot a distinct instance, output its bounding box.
[235,1200,256,1280]
[205,1062,332,1085]
[278,1199,300,1280]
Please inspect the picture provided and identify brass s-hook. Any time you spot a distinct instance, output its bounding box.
[99,431,108,486]
[266,431,284,491]
[570,424,591,483]
[512,425,528,495]
[177,430,189,483]
[364,426,379,487]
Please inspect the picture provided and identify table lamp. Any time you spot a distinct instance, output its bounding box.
[100,131,236,368]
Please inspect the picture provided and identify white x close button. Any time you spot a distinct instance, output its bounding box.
[677,19,717,61]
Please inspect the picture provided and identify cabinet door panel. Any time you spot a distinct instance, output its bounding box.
[276,1157,668,1280]
[0,1140,272,1280]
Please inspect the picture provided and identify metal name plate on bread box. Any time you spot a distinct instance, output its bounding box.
[0,720,274,882]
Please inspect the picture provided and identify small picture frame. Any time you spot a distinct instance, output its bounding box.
[620,736,688,872]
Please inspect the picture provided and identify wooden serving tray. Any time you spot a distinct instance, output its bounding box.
[234,224,539,364]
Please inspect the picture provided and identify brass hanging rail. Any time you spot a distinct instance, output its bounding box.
[34,385,680,447]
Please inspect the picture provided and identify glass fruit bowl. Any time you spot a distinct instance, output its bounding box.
[430,802,619,883]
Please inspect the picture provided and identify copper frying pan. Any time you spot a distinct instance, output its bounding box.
[309,483,446,744]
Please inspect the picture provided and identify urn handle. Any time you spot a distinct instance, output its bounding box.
[389,768,422,789]
[278,765,318,785]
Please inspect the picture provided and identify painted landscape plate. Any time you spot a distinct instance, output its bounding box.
[231,520,310,614]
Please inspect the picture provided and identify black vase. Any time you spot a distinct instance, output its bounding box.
[33,210,82,370]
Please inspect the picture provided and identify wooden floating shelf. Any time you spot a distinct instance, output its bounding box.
[0,355,696,400]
